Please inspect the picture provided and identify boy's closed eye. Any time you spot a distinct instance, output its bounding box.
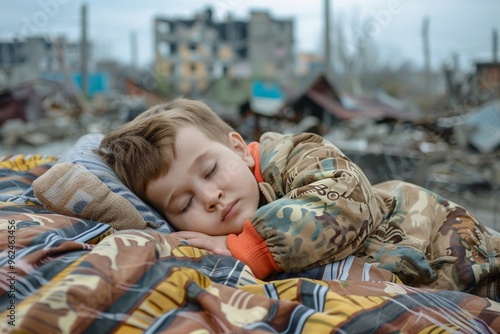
[205,163,217,179]
[178,162,218,214]
[180,197,193,214]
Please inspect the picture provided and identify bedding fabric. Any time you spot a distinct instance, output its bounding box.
[2,153,500,333]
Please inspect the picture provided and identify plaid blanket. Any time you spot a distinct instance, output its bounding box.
[1,154,500,333]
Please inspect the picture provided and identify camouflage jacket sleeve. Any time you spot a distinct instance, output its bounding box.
[227,132,387,278]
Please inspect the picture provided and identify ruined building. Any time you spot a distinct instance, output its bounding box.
[0,36,88,90]
[154,7,294,95]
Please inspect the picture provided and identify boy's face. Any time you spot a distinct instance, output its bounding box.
[145,126,260,235]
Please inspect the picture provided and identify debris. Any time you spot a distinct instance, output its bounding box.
[453,100,500,153]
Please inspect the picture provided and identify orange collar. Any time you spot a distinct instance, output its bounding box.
[247,141,263,183]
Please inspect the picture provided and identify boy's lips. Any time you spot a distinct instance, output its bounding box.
[221,200,238,222]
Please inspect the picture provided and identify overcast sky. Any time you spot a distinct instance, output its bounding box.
[1,0,498,71]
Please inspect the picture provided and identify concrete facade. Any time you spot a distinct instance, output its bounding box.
[247,11,294,83]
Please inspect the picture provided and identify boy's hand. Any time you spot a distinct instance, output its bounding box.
[171,231,232,257]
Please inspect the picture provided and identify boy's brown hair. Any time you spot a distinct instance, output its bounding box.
[98,97,234,199]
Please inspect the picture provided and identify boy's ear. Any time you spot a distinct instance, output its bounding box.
[227,132,255,168]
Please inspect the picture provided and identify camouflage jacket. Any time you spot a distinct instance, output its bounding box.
[227,132,500,300]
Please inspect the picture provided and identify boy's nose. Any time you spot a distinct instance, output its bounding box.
[204,188,223,211]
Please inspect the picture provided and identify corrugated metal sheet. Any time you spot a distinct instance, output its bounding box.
[466,100,500,153]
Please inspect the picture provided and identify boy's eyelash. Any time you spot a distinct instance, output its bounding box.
[180,197,193,214]
[205,163,217,179]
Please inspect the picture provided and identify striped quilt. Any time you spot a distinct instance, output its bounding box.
[1,154,500,333]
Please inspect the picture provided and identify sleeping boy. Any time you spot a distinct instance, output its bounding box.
[98,97,500,301]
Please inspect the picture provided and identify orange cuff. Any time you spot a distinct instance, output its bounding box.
[227,220,280,279]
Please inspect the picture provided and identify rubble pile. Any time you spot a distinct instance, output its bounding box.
[324,115,499,195]
[1,116,81,148]
[0,82,141,154]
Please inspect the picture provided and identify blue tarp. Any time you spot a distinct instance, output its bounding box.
[250,81,284,116]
